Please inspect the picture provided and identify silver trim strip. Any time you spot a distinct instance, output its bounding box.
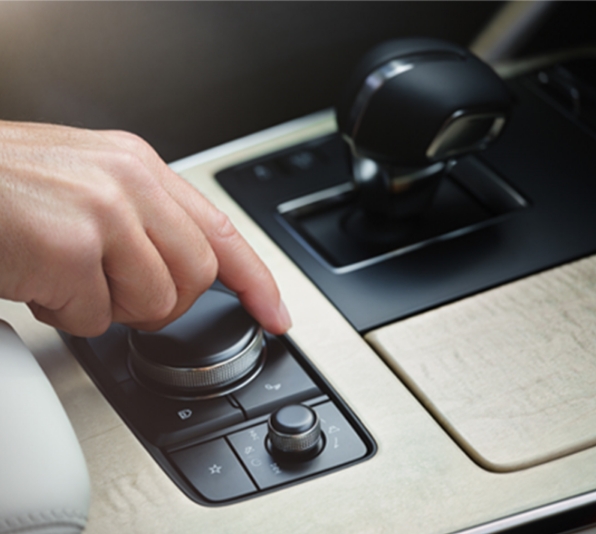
[277,182,355,215]
[426,110,507,160]
[451,490,596,534]
[348,59,414,138]
[387,161,445,191]
[168,109,335,173]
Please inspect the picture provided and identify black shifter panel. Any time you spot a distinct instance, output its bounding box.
[60,288,375,506]
[276,154,526,269]
[216,75,596,332]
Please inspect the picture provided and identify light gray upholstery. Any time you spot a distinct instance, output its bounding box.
[0,321,89,534]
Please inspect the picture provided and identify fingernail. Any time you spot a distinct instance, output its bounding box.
[278,300,292,331]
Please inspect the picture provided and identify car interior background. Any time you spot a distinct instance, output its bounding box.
[2,2,596,534]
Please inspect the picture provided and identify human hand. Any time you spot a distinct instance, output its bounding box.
[0,120,291,337]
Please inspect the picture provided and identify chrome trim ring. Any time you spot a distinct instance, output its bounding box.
[129,327,264,396]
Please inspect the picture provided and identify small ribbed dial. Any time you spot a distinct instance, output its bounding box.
[267,404,323,459]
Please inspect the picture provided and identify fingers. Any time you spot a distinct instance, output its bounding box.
[112,190,219,331]
[8,125,290,337]
[158,172,292,335]
[28,261,113,338]
[104,220,178,328]
[103,130,292,335]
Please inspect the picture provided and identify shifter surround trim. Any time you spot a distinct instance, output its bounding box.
[216,79,596,332]
[275,156,527,274]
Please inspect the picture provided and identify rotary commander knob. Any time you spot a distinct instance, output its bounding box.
[129,288,265,399]
[267,404,323,461]
[336,38,511,219]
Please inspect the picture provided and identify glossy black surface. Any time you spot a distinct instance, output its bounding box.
[279,156,525,268]
[336,38,510,166]
[216,76,596,332]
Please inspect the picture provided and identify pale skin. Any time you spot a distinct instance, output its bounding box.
[0,120,292,337]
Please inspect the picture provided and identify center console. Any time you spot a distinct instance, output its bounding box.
[58,40,596,532]
[216,54,596,333]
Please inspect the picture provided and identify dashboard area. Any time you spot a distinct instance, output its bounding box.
[2,2,596,533]
[2,108,596,533]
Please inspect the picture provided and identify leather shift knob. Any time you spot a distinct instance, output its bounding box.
[336,38,511,219]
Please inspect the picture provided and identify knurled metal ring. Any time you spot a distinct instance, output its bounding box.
[268,409,323,455]
[129,327,264,399]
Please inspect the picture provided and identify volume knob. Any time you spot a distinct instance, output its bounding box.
[267,404,323,460]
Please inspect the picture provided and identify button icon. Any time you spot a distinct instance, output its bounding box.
[208,464,222,475]
[253,165,273,180]
[250,458,262,467]
[249,429,260,441]
[289,151,315,170]
[328,425,341,434]
[244,446,256,455]
[265,383,282,391]
[270,463,281,475]
[177,409,192,420]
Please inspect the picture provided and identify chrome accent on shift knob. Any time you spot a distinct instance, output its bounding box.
[336,37,511,219]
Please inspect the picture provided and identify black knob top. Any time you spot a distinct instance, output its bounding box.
[129,288,264,398]
[270,404,317,434]
[268,404,323,459]
[336,37,511,168]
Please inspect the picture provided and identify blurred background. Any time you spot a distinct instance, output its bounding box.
[0,1,592,163]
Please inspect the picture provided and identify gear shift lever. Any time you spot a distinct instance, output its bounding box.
[336,38,511,220]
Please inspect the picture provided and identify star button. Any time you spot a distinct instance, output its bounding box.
[208,464,222,475]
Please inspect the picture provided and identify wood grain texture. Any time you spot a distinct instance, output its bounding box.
[367,255,596,472]
[1,113,596,534]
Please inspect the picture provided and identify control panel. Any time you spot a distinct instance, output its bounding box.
[61,286,375,505]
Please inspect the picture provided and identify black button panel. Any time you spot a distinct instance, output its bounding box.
[116,380,244,447]
[227,401,367,490]
[280,149,320,173]
[60,304,376,505]
[232,337,321,418]
[170,438,257,501]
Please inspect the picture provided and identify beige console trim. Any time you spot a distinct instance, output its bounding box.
[1,112,595,534]
[367,255,596,472]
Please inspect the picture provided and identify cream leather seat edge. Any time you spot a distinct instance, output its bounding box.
[0,321,90,534]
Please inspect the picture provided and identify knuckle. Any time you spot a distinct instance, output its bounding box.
[211,210,238,242]
[177,249,219,303]
[77,314,112,338]
[111,147,148,179]
[105,131,156,170]
[40,220,102,270]
[142,284,177,323]
[202,245,219,279]
[85,180,128,220]
[199,251,219,292]
[105,130,149,152]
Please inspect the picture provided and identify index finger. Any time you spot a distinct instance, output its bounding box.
[163,168,292,335]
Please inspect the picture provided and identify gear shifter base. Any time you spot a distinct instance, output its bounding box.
[278,151,526,270]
